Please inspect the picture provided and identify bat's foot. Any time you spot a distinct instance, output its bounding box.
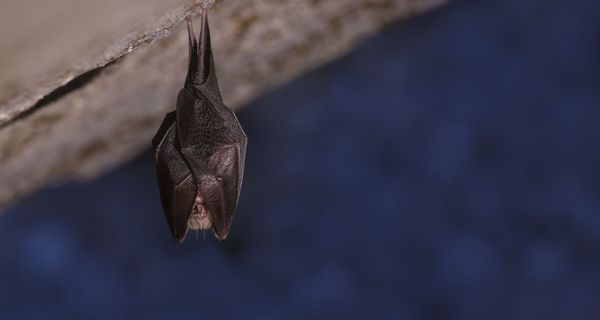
[185,7,213,86]
[201,0,215,9]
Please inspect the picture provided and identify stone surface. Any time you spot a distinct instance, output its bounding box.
[0,0,445,210]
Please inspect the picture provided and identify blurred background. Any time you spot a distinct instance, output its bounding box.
[1,0,600,319]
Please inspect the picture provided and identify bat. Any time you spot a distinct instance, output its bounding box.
[152,8,247,243]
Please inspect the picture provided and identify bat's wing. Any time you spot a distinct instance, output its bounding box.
[234,125,247,201]
[153,113,197,243]
[160,9,247,241]
[183,144,242,240]
[213,144,243,240]
[152,111,176,149]
[174,88,245,240]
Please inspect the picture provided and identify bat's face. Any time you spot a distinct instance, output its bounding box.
[152,10,247,243]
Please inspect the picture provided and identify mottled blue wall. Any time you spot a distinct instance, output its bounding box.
[2,0,599,319]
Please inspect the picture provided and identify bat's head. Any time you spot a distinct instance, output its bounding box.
[187,193,212,232]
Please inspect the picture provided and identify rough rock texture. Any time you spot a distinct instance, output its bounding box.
[0,0,444,210]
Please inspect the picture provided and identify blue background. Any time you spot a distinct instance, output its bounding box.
[2,0,600,319]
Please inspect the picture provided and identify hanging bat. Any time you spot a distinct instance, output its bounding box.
[152,8,247,243]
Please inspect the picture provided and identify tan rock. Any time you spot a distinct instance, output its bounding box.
[0,0,445,210]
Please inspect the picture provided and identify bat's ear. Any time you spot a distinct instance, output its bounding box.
[185,9,218,88]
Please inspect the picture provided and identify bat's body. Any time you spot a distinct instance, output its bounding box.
[152,9,247,242]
